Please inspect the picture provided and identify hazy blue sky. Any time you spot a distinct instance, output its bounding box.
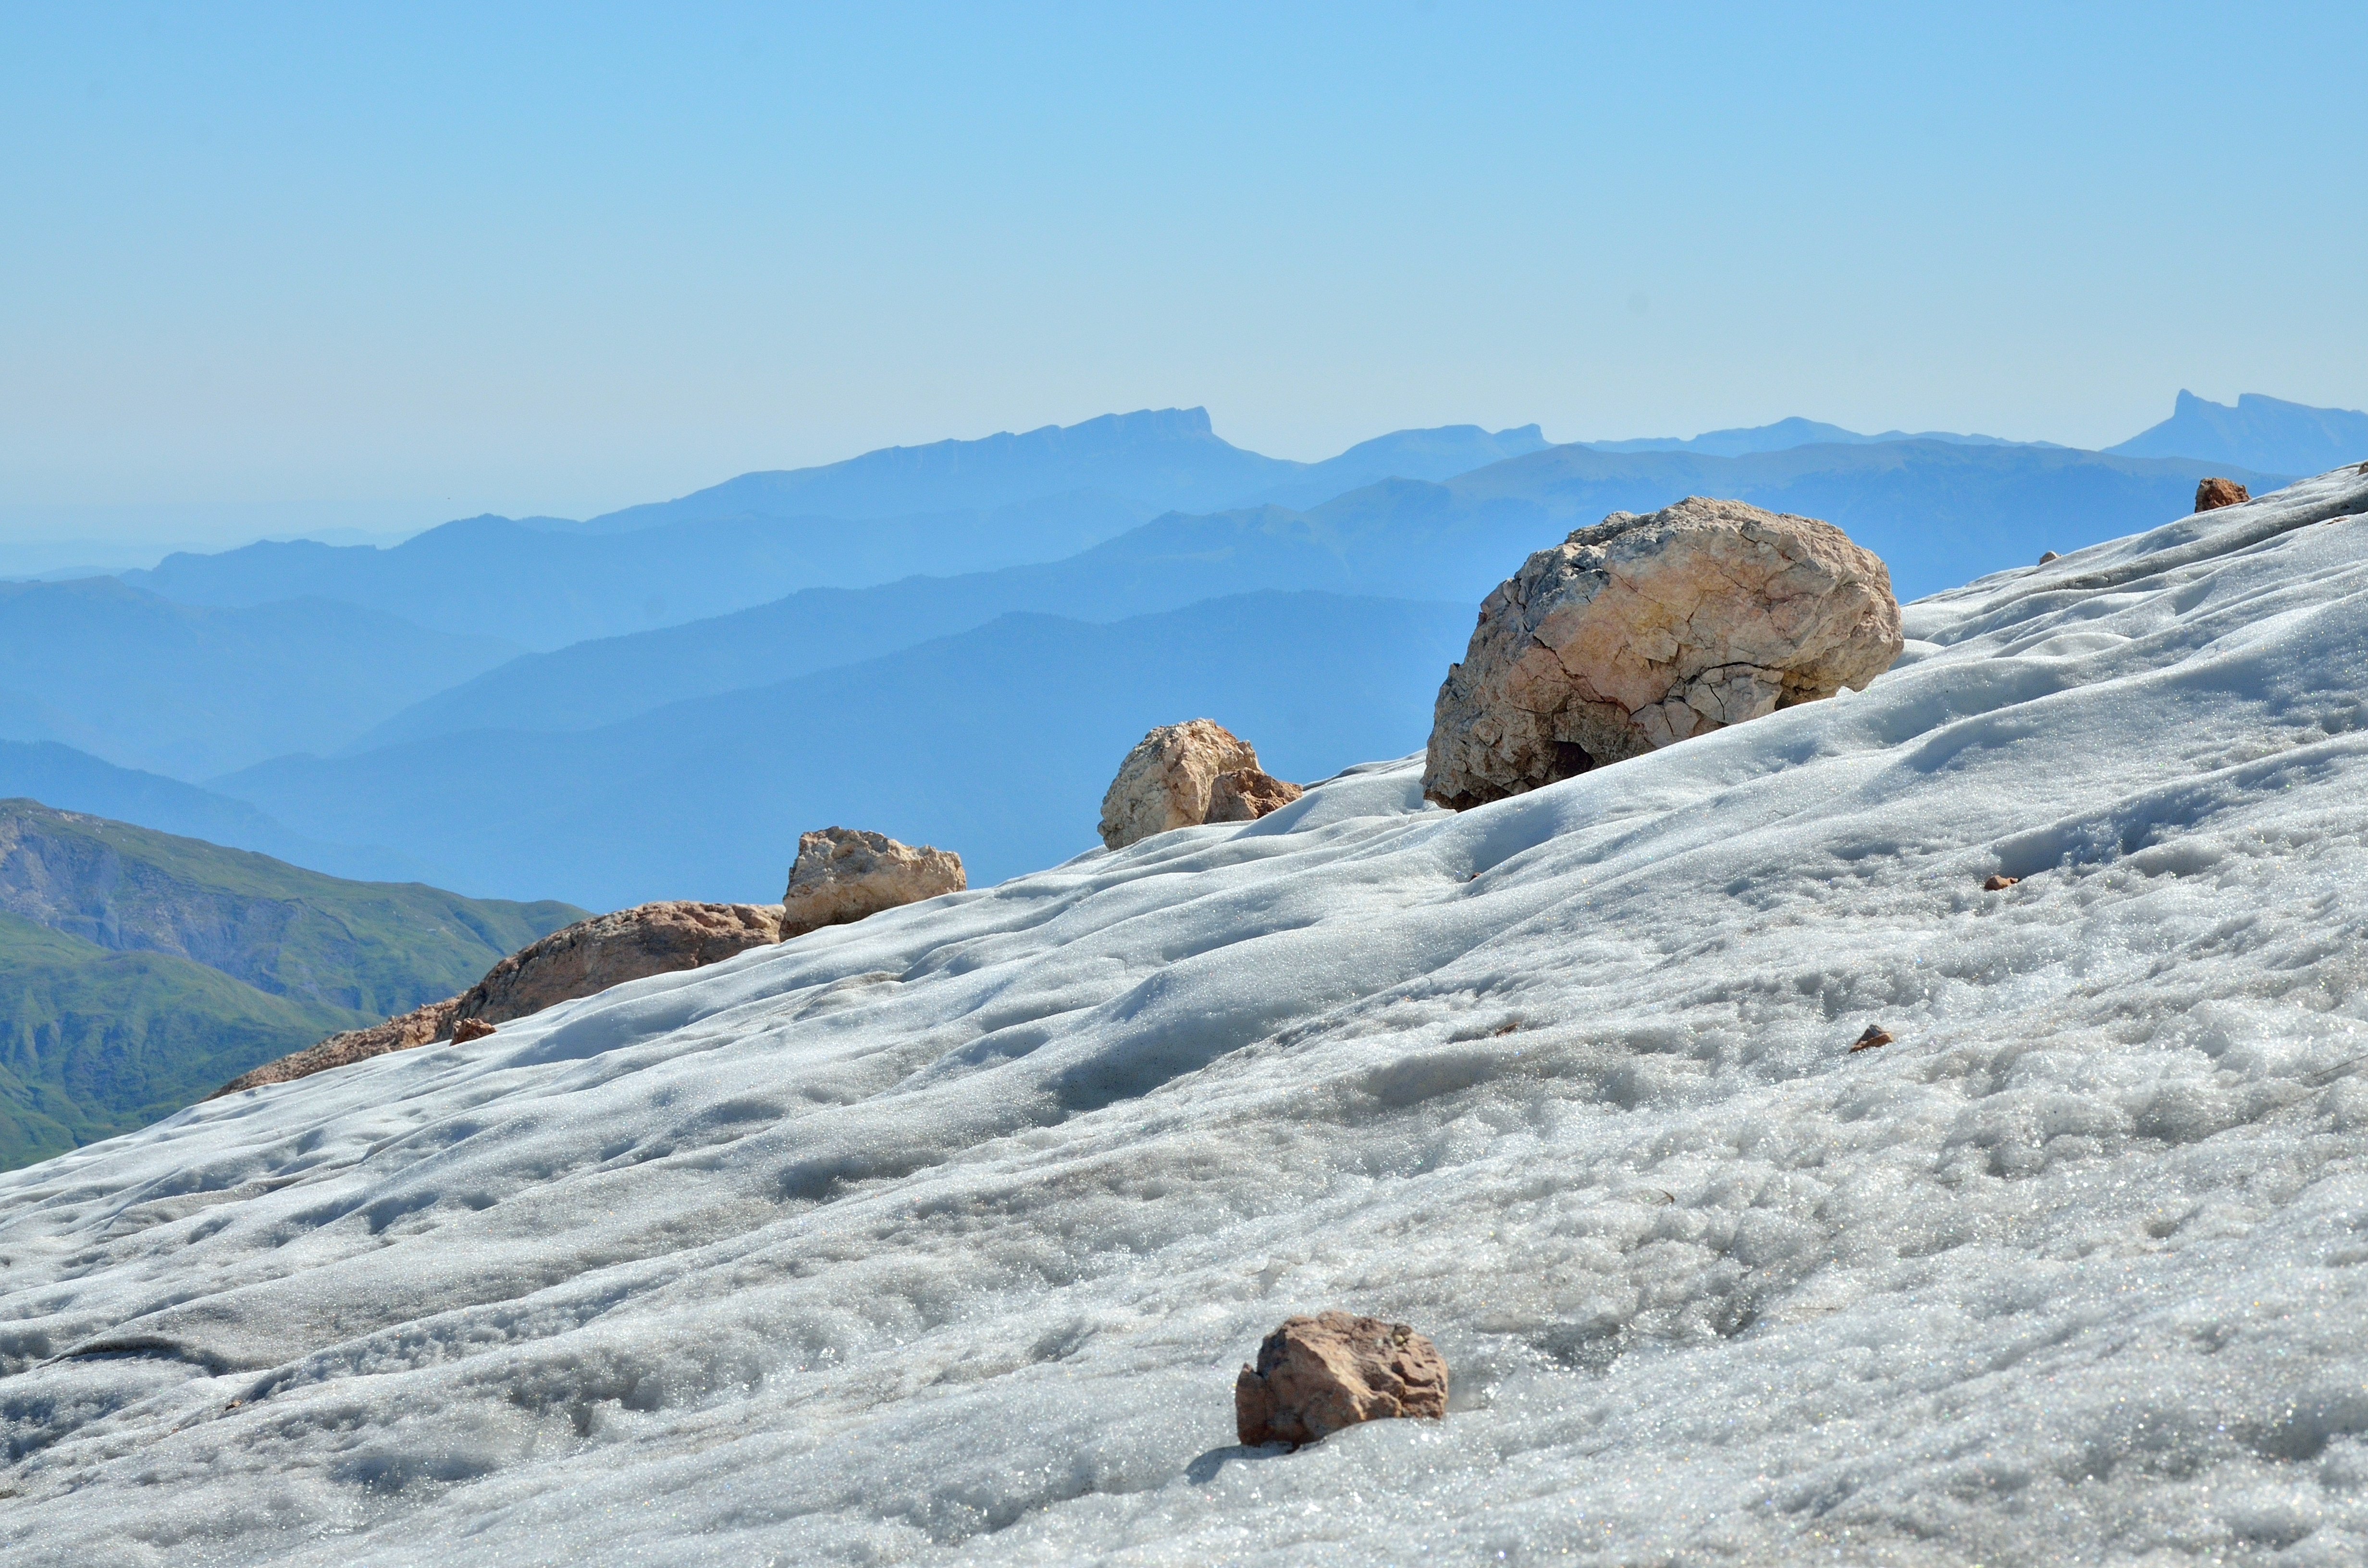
[4,1,2364,547]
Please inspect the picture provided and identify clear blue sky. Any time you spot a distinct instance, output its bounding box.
[4,1,2364,547]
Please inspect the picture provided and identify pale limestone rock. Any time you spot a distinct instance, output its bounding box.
[1206,767,1304,824]
[1422,497,1903,809]
[1235,1311,1449,1448]
[1098,720,1263,849]
[781,827,964,938]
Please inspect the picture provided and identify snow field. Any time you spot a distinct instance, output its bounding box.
[4,466,2368,1563]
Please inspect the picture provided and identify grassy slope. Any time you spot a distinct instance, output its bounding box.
[0,800,588,1169]
[0,913,361,1167]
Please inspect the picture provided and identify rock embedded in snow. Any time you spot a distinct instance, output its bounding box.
[2038,550,2060,564]
[1098,719,1264,849]
[1850,1024,1894,1052]
[1984,874,2021,891]
[457,900,787,1025]
[1206,767,1303,825]
[208,997,460,1098]
[2195,477,2251,512]
[1234,1311,1449,1447]
[1422,497,1904,810]
[781,827,965,937]
[449,1016,495,1043]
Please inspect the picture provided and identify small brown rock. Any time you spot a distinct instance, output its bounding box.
[2195,477,2250,512]
[1205,767,1304,824]
[2037,551,2060,564]
[1983,874,2020,892]
[1234,1311,1447,1448]
[1850,1025,1894,1052]
[450,1016,497,1044]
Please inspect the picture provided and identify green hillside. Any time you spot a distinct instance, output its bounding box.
[0,799,586,1168]
[0,913,361,1166]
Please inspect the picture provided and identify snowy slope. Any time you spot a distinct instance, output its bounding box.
[6,466,2368,1566]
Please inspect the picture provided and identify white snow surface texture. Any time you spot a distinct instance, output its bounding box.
[9,469,2368,1567]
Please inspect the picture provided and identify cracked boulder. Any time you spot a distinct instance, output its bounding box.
[1422,497,1902,809]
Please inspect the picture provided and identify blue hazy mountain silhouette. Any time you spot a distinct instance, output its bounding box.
[347,439,2284,757]
[0,741,419,881]
[217,593,1475,905]
[2107,391,2368,475]
[0,578,519,777]
[117,412,1550,649]
[1587,416,2050,457]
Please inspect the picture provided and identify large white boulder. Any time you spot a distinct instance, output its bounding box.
[1423,497,1903,809]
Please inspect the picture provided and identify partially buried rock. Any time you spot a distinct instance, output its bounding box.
[1423,498,1903,810]
[2037,551,2060,565]
[209,997,460,1098]
[1205,766,1303,824]
[1983,874,2020,892]
[1235,1311,1448,1448]
[456,901,787,1026]
[1850,1025,1894,1052]
[2195,477,2250,512]
[450,1016,496,1044]
[1098,719,1264,849]
[781,827,964,938]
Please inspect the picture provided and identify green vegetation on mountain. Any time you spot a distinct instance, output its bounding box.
[0,799,585,1168]
[0,913,359,1167]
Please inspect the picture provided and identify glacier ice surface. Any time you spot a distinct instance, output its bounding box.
[6,467,2368,1564]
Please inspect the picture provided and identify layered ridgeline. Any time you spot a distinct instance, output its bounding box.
[0,800,583,1166]
[116,413,1552,650]
[216,439,2282,906]
[3,466,2365,1562]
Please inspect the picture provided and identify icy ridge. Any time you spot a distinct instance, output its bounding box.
[4,466,2368,1564]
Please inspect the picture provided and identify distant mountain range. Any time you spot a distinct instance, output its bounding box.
[0,576,520,776]
[0,394,2352,913]
[348,438,2281,755]
[0,740,416,882]
[221,592,1478,907]
[2106,390,2368,476]
[116,415,1551,651]
[0,799,582,1166]
[1584,415,2050,457]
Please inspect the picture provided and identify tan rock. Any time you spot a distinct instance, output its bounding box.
[1850,1025,1894,1052]
[1235,1311,1448,1448]
[781,827,964,938]
[1205,767,1304,824]
[208,997,460,1098]
[1422,498,1903,810]
[456,901,787,1025]
[1983,874,2020,892]
[2195,477,2250,512]
[211,901,788,1097]
[1098,720,1263,849]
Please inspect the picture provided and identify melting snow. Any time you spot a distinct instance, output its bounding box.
[7,468,2368,1565]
